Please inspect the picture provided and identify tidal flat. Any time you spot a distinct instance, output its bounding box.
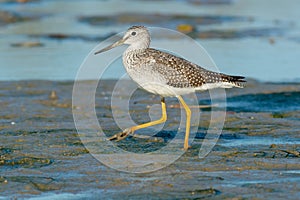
[1,0,300,198]
[0,79,300,199]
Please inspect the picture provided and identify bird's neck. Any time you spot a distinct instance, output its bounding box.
[125,40,150,53]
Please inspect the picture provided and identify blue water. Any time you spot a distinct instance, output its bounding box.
[0,0,300,82]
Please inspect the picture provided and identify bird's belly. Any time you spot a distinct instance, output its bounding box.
[141,84,197,97]
[126,67,195,97]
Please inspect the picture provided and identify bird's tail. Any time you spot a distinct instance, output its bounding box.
[221,74,246,88]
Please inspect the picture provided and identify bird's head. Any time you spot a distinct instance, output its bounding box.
[94,26,150,55]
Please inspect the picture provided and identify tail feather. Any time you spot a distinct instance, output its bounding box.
[221,74,246,88]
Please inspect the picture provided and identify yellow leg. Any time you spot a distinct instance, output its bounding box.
[109,97,167,141]
[177,95,191,150]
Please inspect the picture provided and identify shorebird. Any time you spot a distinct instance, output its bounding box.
[95,26,245,150]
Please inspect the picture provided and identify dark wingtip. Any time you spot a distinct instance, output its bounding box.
[221,74,246,88]
[232,75,246,82]
[225,75,247,82]
[232,76,246,87]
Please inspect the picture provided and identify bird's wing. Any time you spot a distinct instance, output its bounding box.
[144,48,245,88]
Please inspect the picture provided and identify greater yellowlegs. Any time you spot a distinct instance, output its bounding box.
[95,26,245,150]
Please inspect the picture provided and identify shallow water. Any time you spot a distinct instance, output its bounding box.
[0,0,300,82]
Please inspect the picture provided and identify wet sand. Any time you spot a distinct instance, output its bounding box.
[0,80,300,199]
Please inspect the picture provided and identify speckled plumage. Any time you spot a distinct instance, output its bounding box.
[125,48,244,88]
[94,25,246,149]
[96,26,245,97]
[120,26,245,97]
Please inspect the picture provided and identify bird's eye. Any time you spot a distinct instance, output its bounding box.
[131,31,136,36]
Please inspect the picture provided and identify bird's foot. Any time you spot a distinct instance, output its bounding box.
[108,128,134,141]
[183,144,191,151]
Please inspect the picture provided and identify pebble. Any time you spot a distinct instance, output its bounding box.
[49,91,58,100]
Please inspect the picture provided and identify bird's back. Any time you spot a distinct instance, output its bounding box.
[123,48,245,94]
